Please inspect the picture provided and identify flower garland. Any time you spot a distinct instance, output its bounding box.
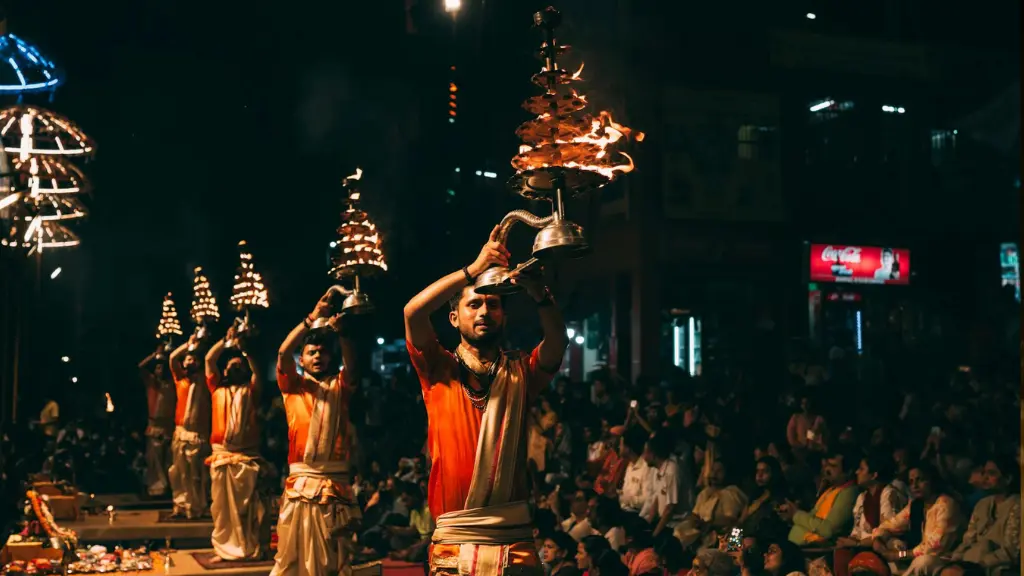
[27,490,78,549]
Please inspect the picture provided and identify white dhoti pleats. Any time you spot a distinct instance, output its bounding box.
[269,498,358,576]
[168,427,210,518]
[144,426,171,496]
[210,453,268,561]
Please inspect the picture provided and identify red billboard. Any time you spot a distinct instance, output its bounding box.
[809,244,911,285]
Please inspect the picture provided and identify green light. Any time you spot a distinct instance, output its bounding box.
[447,189,456,196]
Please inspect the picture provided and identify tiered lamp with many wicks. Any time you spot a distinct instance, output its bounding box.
[473,6,641,295]
[156,293,184,344]
[229,240,269,339]
[189,266,220,343]
[327,168,387,314]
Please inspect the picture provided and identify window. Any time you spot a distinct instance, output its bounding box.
[737,125,778,161]
[930,129,957,167]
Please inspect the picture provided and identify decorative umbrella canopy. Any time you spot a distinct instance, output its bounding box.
[328,168,387,279]
[0,105,95,160]
[156,293,183,339]
[0,34,62,95]
[11,155,89,195]
[1,216,79,250]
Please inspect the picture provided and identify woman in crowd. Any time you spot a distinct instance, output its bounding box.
[763,540,808,576]
[941,456,1020,576]
[576,535,612,575]
[852,463,962,576]
[738,456,791,542]
[787,393,829,454]
[542,531,583,576]
[622,513,658,576]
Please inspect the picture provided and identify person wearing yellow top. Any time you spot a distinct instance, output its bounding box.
[389,481,434,562]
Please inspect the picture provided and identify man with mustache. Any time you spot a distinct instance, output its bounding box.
[204,325,270,561]
[168,334,213,519]
[269,291,361,576]
[403,226,568,575]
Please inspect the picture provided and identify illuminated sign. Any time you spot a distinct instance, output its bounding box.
[809,244,911,285]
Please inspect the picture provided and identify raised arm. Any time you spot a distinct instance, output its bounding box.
[403,225,509,352]
[138,346,162,380]
[169,336,196,381]
[511,268,568,372]
[277,294,332,391]
[206,327,230,383]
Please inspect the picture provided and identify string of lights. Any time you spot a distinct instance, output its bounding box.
[0,105,95,160]
[230,240,269,311]
[156,293,183,339]
[328,168,388,279]
[190,266,221,324]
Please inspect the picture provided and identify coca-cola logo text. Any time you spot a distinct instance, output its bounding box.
[820,245,862,264]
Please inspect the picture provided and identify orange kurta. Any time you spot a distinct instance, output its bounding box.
[407,339,552,518]
[207,374,260,450]
[276,366,354,465]
[173,375,211,438]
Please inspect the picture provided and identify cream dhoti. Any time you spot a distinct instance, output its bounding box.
[208,446,269,560]
[144,423,172,496]
[168,426,210,518]
[270,368,360,576]
[168,375,211,518]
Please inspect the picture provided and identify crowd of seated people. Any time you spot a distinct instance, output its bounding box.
[520,355,1019,576]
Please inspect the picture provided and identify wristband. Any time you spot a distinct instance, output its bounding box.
[304,315,315,329]
[463,266,475,285]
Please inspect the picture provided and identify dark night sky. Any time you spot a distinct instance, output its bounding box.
[3,0,1018,417]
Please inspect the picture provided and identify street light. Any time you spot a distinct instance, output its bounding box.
[61,356,70,363]
[50,267,61,279]
[444,0,461,13]
[376,337,385,345]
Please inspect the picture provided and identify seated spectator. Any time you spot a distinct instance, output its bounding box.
[387,481,432,562]
[576,535,612,575]
[739,456,791,542]
[589,496,626,552]
[832,452,910,576]
[640,433,686,538]
[618,427,652,514]
[676,456,748,548]
[542,531,583,576]
[653,533,687,576]
[778,449,858,546]
[852,463,961,576]
[763,540,809,576]
[622,513,658,576]
[594,428,628,496]
[692,548,735,576]
[787,394,829,454]
[591,549,630,576]
[941,456,1020,576]
[563,488,598,541]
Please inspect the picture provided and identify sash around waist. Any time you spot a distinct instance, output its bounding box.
[210,443,260,458]
[288,461,349,480]
[432,501,534,545]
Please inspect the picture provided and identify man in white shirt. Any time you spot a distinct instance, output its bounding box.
[561,488,598,541]
[618,427,651,513]
[640,432,684,538]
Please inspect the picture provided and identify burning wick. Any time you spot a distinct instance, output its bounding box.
[104,393,114,413]
[106,505,116,524]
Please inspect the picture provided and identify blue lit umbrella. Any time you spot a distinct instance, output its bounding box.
[0,34,62,97]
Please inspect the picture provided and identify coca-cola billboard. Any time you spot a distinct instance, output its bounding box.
[809,244,911,285]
